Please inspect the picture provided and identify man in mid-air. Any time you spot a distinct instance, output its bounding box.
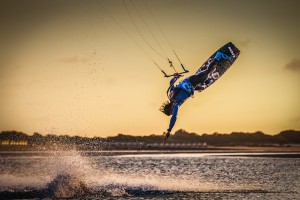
[160,52,233,140]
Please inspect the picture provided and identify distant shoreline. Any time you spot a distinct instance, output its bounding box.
[1,146,300,154]
[1,130,300,151]
[1,145,300,152]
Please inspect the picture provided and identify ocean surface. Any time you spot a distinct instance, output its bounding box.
[0,150,299,199]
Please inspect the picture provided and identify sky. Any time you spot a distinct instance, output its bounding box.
[0,0,299,137]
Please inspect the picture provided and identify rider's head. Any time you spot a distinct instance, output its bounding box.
[159,101,174,116]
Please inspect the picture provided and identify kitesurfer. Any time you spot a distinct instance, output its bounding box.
[161,52,233,140]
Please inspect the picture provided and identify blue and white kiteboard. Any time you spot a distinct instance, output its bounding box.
[195,42,240,92]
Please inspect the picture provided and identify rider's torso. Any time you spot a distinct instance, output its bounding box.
[169,79,194,103]
[175,79,194,96]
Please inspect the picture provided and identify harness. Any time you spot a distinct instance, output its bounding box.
[177,79,194,96]
[167,78,194,101]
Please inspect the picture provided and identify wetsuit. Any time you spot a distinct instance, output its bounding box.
[167,51,232,132]
[167,77,193,132]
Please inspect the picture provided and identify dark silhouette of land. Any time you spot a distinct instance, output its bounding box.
[0,129,299,151]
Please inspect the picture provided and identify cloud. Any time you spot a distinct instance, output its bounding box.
[285,58,300,72]
[57,56,88,64]
[238,40,251,48]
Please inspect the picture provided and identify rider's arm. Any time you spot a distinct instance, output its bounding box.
[167,102,180,132]
[167,76,179,99]
[170,76,178,86]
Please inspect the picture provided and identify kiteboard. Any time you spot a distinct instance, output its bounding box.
[194,42,240,92]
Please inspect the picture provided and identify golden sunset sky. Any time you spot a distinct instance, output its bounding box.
[0,0,299,137]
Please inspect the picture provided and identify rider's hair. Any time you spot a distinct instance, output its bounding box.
[159,101,174,116]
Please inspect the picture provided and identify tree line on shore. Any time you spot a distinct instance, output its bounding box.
[0,129,299,147]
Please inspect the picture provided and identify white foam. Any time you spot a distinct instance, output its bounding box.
[0,150,261,196]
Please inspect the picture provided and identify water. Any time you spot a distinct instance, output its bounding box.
[0,151,299,199]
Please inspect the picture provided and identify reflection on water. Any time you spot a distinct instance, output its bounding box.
[0,151,299,199]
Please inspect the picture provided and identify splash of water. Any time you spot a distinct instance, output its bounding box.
[0,150,266,198]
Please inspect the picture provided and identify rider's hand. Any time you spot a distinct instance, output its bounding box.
[173,73,179,77]
[164,130,171,141]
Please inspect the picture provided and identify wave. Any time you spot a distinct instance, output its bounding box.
[0,171,272,199]
[0,172,176,199]
[0,151,271,199]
